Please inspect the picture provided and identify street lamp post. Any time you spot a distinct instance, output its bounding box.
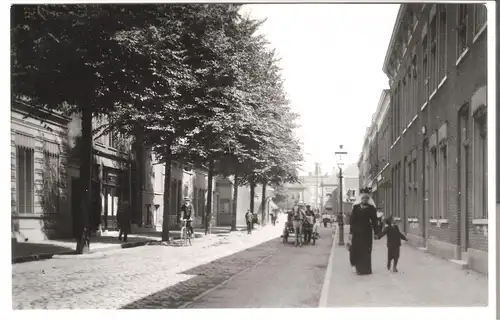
[335,145,347,246]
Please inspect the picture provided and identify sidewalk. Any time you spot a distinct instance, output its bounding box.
[323,226,488,307]
[12,223,276,264]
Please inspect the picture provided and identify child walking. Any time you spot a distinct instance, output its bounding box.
[377,216,408,272]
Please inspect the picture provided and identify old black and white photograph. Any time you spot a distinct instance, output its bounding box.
[7,1,494,318]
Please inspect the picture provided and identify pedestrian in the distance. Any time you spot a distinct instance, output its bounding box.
[245,209,253,234]
[377,216,408,272]
[321,212,329,227]
[180,197,194,236]
[376,207,384,237]
[117,200,131,242]
[293,203,306,247]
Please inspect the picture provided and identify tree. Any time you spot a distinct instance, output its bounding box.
[101,5,202,242]
[174,5,267,234]
[271,184,289,209]
[11,4,195,251]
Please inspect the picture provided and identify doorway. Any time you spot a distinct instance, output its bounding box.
[458,106,470,258]
[71,177,81,238]
[422,140,429,246]
[103,186,120,231]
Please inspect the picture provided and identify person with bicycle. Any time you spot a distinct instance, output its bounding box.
[180,197,194,236]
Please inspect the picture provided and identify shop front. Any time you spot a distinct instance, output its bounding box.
[100,166,131,231]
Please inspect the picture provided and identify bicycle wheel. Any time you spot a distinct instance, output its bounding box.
[181,227,187,246]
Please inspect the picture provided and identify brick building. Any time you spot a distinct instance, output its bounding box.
[358,90,391,212]
[382,3,488,274]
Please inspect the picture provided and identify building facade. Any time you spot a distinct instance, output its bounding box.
[283,167,338,211]
[11,101,216,240]
[11,100,73,241]
[382,3,488,274]
[215,178,275,227]
[133,153,215,233]
[358,90,391,212]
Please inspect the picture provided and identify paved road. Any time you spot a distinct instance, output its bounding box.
[185,226,335,308]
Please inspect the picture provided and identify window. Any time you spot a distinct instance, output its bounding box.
[401,79,405,130]
[407,67,413,125]
[108,130,118,149]
[392,167,396,218]
[473,108,487,219]
[473,4,487,38]
[439,145,448,219]
[429,11,438,93]
[407,18,413,41]
[457,4,468,57]
[411,54,418,115]
[42,149,60,214]
[430,148,438,219]
[408,160,412,185]
[398,163,402,219]
[438,4,447,82]
[413,158,418,217]
[16,146,35,214]
[422,33,429,103]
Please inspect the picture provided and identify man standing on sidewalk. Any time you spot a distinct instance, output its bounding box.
[117,200,131,242]
[245,209,253,234]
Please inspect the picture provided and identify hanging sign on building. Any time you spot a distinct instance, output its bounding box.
[106,172,119,185]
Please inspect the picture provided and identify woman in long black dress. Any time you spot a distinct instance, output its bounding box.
[348,192,380,275]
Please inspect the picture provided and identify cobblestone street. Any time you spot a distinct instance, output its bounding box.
[12,222,286,309]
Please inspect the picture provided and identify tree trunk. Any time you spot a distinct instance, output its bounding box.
[231,173,239,231]
[261,181,267,226]
[249,181,255,213]
[161,146,172,241]
[205,159,214,235]
[134,129,145,226]
[75,108,92,254]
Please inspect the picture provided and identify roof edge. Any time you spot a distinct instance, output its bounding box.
[382,4,406,76]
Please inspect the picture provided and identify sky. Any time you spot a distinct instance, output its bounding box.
[240,4,400,175]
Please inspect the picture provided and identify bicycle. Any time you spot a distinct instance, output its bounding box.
[180,219,193,246]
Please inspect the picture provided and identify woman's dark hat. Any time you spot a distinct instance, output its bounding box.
[360,187,372,194]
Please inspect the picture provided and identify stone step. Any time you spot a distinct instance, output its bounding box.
[449,259,469,269]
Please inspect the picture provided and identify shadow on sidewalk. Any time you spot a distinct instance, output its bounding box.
[12,242,74,259]
[120,236,281,309]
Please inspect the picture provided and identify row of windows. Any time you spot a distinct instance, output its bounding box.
[390,4,486,144]
[14,138,207,218]
[16,142,61,215]
[389,103,487,222]
[93,116,127,150]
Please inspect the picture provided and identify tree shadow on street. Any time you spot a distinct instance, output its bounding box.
[120,237,280,309]
[12,242,74,259]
